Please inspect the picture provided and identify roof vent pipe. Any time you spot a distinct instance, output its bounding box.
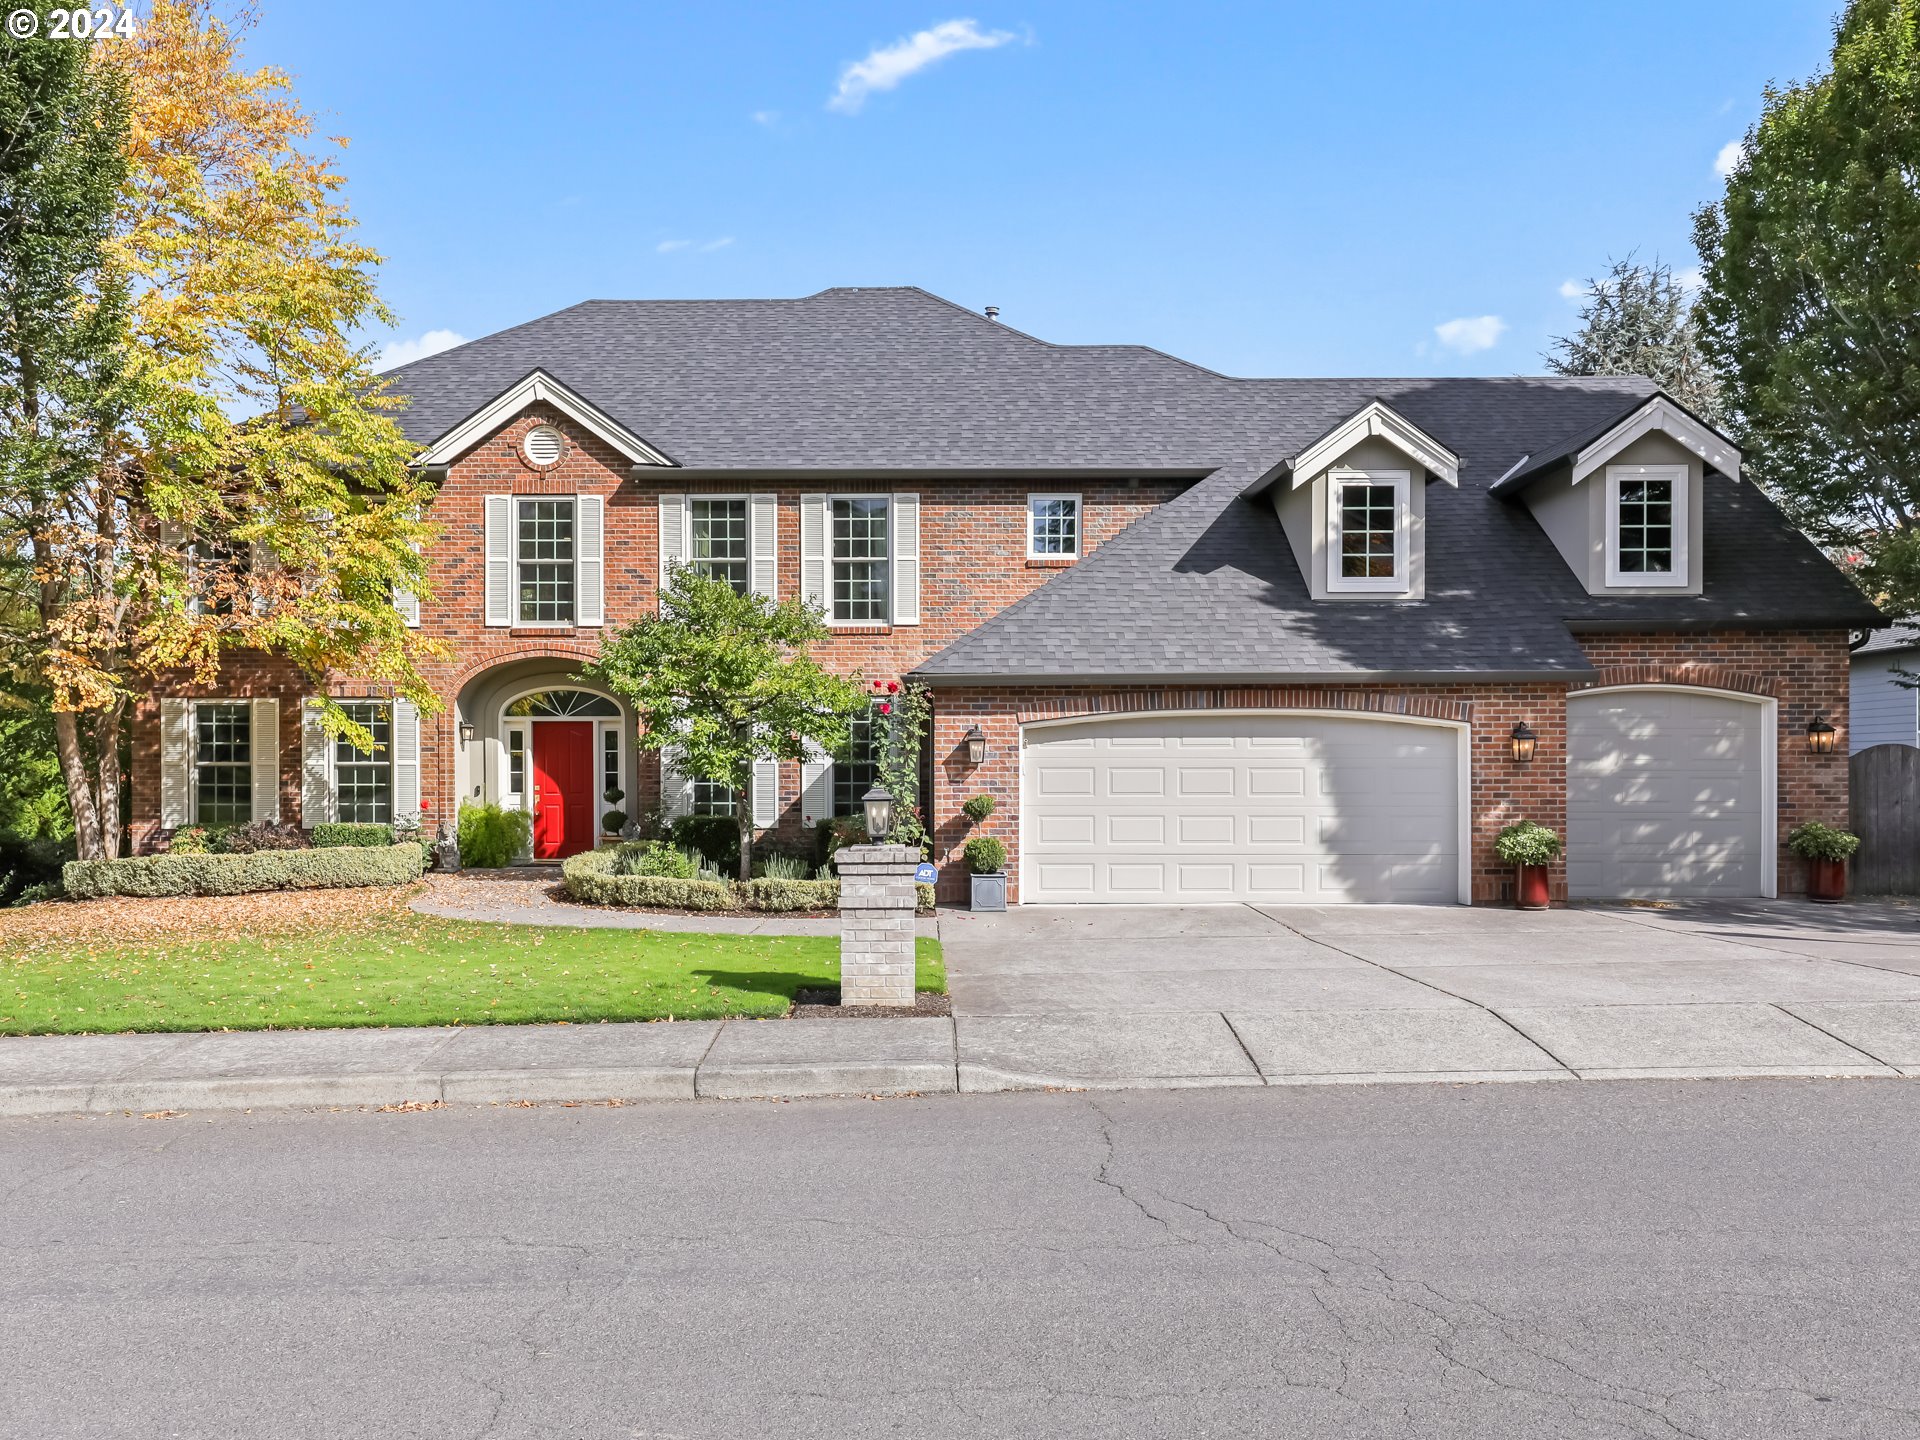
[984,305,1000,321]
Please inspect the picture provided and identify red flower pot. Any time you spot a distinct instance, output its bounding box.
[1806,858,1846,904]
[1515,863,1551,910]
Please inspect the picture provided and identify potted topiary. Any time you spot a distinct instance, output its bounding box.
[1787,821,1860,903]
[963,833,1008,912]
[961,794,996,825]
[1495,820,1562,910]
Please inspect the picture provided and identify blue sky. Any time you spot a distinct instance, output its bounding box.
[240,1,1842,379]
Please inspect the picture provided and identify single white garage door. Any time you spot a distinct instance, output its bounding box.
[1567,688,1769,898]
[1021,712,1462,904]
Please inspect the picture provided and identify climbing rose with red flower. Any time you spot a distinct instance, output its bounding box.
[878,703,892,715]
[887,681,899,693]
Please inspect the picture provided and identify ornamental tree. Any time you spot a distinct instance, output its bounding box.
[586,566,869,881]
[0,2,438,859]
[1692,0,1920,617]
[1545,257,1722,419]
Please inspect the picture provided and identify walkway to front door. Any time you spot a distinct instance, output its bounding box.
[532,720,595,859]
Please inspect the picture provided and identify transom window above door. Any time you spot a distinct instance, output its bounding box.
[1325,468,1410,594]
[517,498,575,623]
[689,498,750,594]
[832,497,890,622]
[1605,464,1688,587]
[505,689,620,717]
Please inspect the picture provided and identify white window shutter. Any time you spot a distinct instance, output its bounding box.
[891,492,920,625]
[751,758,779,827]
[250,697,280,823]
[484,495,511,627]
[577,494,605,626]
[750,493,778,599]
[660,746,694,821]
[658,493,687,597]
[160,698,191,828]
[800,739,833,826]
[394,539,422,628]
[393,699,421,821]
[249,540,278,614]
[800,495,828,612]
[301,699,336,827]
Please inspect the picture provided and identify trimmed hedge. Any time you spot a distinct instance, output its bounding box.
[64,843,425,900]
[564,847,934,913]
[312,822,394,849]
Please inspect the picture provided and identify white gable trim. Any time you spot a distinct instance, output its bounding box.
[417,369,674,469]
[1288,401,1460,488]
[1571,395,1741,484]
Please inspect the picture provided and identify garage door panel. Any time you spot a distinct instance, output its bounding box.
[1035,764,1095,796]
[1568,691,1766,899]
[1023,713,1461,904]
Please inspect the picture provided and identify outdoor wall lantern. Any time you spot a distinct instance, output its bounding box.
[457,719,476,747]
[1509,721,1537,764]
[962,725,989,766]
[1807,713,1838,755]
[862,785,896,842]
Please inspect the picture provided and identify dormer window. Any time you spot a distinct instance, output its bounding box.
[1605,464,1688,587]
[1326,468,1410,593]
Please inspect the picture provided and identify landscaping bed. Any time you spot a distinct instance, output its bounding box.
[562,845,935,916]
[791,987,953,1019]
[64,841,425,899]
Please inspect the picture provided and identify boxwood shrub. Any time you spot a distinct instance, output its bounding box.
[312,822,395,849]
[564,847,935,913]
[63,843,425,900]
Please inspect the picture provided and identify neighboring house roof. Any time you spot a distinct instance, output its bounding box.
[377,286,1882,681]
[1855,623,1920,658]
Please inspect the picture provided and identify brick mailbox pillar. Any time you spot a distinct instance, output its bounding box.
[834,844,920,1007]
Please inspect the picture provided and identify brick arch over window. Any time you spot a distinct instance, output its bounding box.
[1015,687,1472,726]
[1572,664,1774,698]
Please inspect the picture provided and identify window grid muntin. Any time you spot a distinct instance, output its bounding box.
[690,498,751,595]
[603,728,620,803]
[1337,482,1398,579]
[1029,496,1080,556]
[194,702,252,824]
[692,779,737,817]
[332,701,392,824]
[833,705,883,816]
[507,729,526,802]
[1615,477,1674,575]
[516,498,575,623]
[831,497,889,622]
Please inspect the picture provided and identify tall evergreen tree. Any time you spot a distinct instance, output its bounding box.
[1545,257,1722,419]
[1693,0,1920,617]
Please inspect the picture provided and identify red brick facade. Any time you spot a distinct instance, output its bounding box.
[127,406,1855,905]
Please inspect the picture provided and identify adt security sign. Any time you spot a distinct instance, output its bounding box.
[914,862,938,884]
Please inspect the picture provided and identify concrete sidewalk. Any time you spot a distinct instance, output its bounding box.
[2,997,1916,1118]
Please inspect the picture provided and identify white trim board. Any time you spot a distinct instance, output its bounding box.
[1288,401,1460,488]
[417,369,674,469]
[1572,395,1740,484]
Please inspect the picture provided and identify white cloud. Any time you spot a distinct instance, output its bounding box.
[377,328,465,370]
[751,109,779,126]
[658,237,733,255]
[1715,140,1747,178]
[700,236,735,252]
[656,239,691,253]
[828,18,1017,114]
[1558,278,1584,301]
[1677,265,1706,293]
[1433,315,1507,355]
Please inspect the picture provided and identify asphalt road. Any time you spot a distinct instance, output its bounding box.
[4,1080,1918,1440]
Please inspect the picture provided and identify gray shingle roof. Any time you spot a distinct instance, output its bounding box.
[379,286,1881,680]
[1856,623,1920,657]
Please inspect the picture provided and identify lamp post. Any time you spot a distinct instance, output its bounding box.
[861,785,896,842]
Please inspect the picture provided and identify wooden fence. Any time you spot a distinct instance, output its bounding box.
[1850,744,1920,895]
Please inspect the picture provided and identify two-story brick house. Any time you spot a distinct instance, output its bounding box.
[130,286,1880,905]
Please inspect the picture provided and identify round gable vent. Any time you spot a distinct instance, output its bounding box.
[522,425,565,467]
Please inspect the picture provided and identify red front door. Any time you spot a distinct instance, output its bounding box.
[532,722,595,860]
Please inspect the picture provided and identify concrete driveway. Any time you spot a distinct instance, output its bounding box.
[938,900,1920,1090]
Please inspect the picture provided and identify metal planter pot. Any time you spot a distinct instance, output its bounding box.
[969,872,1007,912]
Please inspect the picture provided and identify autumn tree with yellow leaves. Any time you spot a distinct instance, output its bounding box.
[0,1,435,859]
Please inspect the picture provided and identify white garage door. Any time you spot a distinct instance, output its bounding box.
[1021,712,1462,904]
[1567,688,1769,899]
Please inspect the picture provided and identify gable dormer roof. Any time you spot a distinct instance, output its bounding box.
[414,368,677,468]
[1489,392,1740,496]
[1275,398,1461,490]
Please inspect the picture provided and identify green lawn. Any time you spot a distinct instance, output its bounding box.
[0,916,946,1036]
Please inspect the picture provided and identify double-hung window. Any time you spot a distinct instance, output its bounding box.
[689,498,750,594]
[194,703,252,823]
[833,704,883,816]
[1605,465,1687,587]
[831,498,890,622]
[517,498,575,624]
[1027,494,1081,559]
[1326,469,1410,594]
[333,701,393,824]
[190,539,239,616]
[692,778,737,817]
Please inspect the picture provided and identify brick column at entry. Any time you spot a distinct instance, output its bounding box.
[833,844,920,1007]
